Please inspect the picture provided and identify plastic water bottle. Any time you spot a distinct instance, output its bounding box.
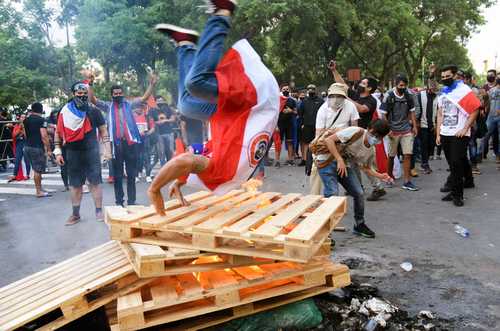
[364,319,378,331]
[454,225,469,238]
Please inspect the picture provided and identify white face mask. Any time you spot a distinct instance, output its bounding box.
[328,97,344,110]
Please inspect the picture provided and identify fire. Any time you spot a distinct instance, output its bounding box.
[242,179,263,194]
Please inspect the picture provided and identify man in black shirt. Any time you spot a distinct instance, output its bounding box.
[276,85,296,167]
[298,84,323,166]
[54,82,112,225]
[157,103,177,165]
[23,103,52,197]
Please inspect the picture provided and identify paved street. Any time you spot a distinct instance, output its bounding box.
[0,157,499,330]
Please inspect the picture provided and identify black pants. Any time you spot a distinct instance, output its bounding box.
[441,135,471,199]
[112,141,138,205]
[419,128,434,167]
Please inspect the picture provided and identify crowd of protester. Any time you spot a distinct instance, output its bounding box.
[0,63,498,233]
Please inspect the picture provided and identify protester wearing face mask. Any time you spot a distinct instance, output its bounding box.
[481,69,499,161]
[298,84,324,166]
[54,82,112,225]
[87,72,158,206]
[482,72,500,166]
[314,119,392,238]
[276,85,297,167]
[380,74,419,191]
[311,83,358,195]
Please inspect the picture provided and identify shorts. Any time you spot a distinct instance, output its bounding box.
[66,147,102,187]
[278,121,293,142]
[388,133,414,157]
[301,125,315,143]
[23,146,46,173]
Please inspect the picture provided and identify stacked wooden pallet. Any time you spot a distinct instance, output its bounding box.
[0,190,350,331]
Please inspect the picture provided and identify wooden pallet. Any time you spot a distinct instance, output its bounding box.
[107,190,346,263]
[109,262,350,331]
[120,241,332,278]
[0,241,152,331]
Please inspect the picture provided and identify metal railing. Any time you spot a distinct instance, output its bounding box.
[0,120,16,163]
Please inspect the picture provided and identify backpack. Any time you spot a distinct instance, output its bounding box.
[384,90,415,117]
[309,128,365,169]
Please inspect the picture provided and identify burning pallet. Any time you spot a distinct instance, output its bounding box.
[0,190,350,331]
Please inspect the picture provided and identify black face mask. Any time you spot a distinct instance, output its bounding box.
[282,91,289,97]
[308,92,316,97]
[441,78,454,87]
[357,86,366,94]
[113,96,124,103]
[487,76,495,83]
[74,95,88,109]
[299,97,305,101]
[396,87,406,94]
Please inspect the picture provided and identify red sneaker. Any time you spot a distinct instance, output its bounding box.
[155,24,199,44]
[204,0,237,13]
[107,176,114,184]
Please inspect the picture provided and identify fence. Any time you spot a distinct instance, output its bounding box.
[0,120,16,164]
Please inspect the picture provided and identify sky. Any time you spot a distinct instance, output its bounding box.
[466,1,500,74]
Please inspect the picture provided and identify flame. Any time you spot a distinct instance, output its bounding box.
[242,179,263,194]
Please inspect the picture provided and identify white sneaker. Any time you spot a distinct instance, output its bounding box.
[146,176,152,183]
[82,185,90,193]
[135,177,140,183]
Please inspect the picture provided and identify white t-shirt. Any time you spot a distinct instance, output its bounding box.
[315,99,360,131]
[438,94,470,137]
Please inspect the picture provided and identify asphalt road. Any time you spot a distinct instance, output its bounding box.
[0,157,499,330]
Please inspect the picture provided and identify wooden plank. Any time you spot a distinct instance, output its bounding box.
[176,274,203,298]
[250,195,322,239]
[286,197,346,243]
[117,291,145,330]
[192,192,281,233]
[106,191,213,224]
[150,278,178,306]
[142,190,244,227]
[165,191,255,230]
[222,193,300,236]
[109,263,350,331]
[129,243,167,261]
[231,266,266,281]
[165,247,201,258]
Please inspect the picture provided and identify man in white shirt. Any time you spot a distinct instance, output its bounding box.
[310,83,358,195]
[436,65,480,207]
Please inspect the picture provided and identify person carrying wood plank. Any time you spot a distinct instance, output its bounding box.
[148,0,282,215]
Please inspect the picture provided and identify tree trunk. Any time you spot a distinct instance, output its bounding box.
[65,22,74,84]
[104,66,110,83]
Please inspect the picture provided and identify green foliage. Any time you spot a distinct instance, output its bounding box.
[0,0,494,110]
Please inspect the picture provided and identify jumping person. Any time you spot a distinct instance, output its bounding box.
[148,0,281,215]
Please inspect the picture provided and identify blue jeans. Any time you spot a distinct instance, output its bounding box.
[318,161,365,226]
[481,116,500,157]
[177,16,231,121]
[13,140,30,177]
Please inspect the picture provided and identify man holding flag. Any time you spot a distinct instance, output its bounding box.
[54,82,112,225]
[148,0,282,215]
[436,65,481,207]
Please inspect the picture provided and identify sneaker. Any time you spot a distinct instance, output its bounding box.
[353,223,375,238]
[82,185,90,193]
[402,181,419,191]
[146,176,153,183]
[286,160,295,166]
[155,24,199,44]
[107,176,114,184]
[471,167,481,175]
[298,160,306,167]
[453,197,464,207]
[135,177,140,183]
[96,210,104,222]
[441,192,453,201]
[422,166,432,174]
[65,215,81,226]
[275,161,281,168]
[203,0,237,14]
[366,188,386,201]
[385,181,393,188]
